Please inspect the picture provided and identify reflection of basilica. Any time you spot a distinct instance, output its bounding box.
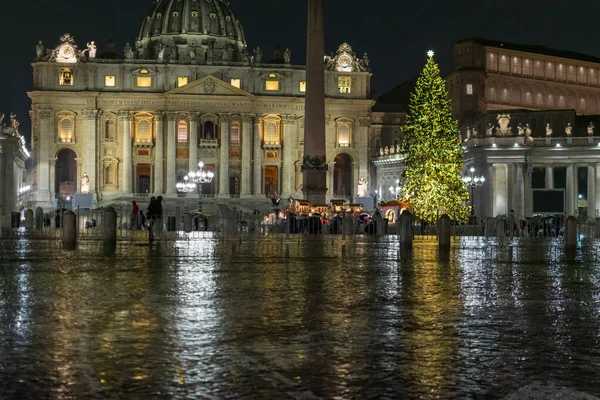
[29,0,374,208]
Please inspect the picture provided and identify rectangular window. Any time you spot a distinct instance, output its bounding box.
[59,69,74,86]
[265,80,279,91]
[534,60,543,77]
[338,76,351,94]
[557,64,566,80]
[511,57,522,74]
[522,59,532,76]
[466,84,473,95]
[178,77,189,87]
[104,76,116,87]
[487,52,498,71]
[137,77,152,87]
[299,81,306,92]
[498,55,509,73]
[554,167,567,189]
[177,149,188,158]
[230,78,241,88]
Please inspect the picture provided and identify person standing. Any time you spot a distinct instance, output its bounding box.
[147,197,157,240]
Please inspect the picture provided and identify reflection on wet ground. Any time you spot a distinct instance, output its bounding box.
[1,236,600,399]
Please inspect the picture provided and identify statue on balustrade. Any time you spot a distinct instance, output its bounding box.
[588,122,595,136]
[465,127,472,141]
[486,123,494,137]
[517,123,524,136]
[565,123,572,136]
[283,48,292,64]
[36,41,45,59]
[124,43,134,60]
[254,47,263,64]
[546,123,553,136]
[525,124,533,143]
[496,114,511,136]
[86,41,97,59]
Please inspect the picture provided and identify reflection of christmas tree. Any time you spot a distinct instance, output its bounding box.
[401,51,470,224]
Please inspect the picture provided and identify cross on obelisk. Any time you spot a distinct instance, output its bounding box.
[302,0,328,205]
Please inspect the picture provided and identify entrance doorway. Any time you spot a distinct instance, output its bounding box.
[264,166,278,196]
[55,149,77,196]
[137,164,151,194]
[333,153,352,197]
[229,175,240,197]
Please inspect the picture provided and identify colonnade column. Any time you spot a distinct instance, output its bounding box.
[241,114,253,197]
[282,115,297,197]
[154,112,164,194]
[485,164,494,218]
[218,113,230,198]
[545,164,554,189]
[524,166,533,218]
[357,117,371,196]
[82,109,100,198]
[253,115,264,196]
[118,111,133,194]
[166,112,177,195]
[588,163,596,219]
[566,164,574,215]
[189,112,199,172]
[0,144,5,215]
[37,109,53,203]
[513,163,524,217]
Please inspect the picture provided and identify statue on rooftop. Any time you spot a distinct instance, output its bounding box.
[357,177,368,198]
[189,43,196,61]
[486,123,494,137]
[546,123,553,136]
[80,173,90,194]
[588,122,595,136]
[87,41,97,59]
[517,123,525,136]
[565,123,573,136]
[124,43,134,60]
[36,41,44,59]
[136,41,145,59]
[254,47,263,64]
[283,48,291,64]
[222,45,231,62]
[362,53,370,70]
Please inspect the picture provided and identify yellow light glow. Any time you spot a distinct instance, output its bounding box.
[265,80,279,91]
[137,77,152,87]
[177,77,189,87]
[299,81,306,92]
[104,76,115,87]
[230,78,241,88]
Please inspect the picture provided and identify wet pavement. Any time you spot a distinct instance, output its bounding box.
[1,236,600,399]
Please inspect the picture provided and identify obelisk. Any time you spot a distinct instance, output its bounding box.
[302,0,328,205]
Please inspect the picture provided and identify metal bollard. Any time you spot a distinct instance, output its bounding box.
[35,207,44,230]
[595,217,600,239]
[399,211,413,249]
[103,206,118,248]
[24,209,34,230]
[565,215,577,249]
[484,217,495,237]
[61,211,77,250]
[438,214,451,250]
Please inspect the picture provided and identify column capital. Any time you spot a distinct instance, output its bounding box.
[38,109,53,119]
[165,112,179,121]
[219,112,232,122]
[118,110,134,121]
[358,116,371,127]
[241,113,255,123]
[189,112,201,120]
[82,109,101,120]
[255,114,265,124]
[153,111,166,122]
[282,114,298,124]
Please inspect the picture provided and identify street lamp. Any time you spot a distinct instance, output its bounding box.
[185,161,214,213]
[389,179,401,200]
[176,176,196,194]
[462,167,485,219]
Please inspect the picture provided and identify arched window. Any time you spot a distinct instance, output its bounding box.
[230,123,240,143]
[59,117,74,143]
[265,122,277,142]
[203,121,215,140]
[337,124,350,145]
[177,121,188,143]
[137,119,151,143]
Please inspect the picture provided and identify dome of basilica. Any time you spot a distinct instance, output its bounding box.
[138,0,247,61]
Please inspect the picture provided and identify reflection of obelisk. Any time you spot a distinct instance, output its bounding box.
[302,0,327,205]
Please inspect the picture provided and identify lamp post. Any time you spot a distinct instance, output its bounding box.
[184,161,214,214]
[388,179,401,200]
[462,166,485,220]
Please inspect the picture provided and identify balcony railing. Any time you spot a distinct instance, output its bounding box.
[134,139,154,147]
[263,141,281,149]
[199,139,219,148]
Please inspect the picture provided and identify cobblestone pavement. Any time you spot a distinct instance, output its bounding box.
[1,237,600,399]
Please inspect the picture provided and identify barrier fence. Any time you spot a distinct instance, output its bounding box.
[0,207,599,244]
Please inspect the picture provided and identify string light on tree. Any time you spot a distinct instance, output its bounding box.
[400,50,470,223]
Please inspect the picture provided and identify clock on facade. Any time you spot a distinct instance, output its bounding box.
[57,44,77,63]
[337,54,352,72]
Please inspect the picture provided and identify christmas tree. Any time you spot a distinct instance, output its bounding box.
[401,51,470,224]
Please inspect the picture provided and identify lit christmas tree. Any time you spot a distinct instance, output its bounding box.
[401,50,470,224]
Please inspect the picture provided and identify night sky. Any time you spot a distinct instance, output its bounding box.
[2,0,600,140]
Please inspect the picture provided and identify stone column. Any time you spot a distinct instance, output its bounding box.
[282,115,297,197]
[82,109,100,198]
[49,159,56,202]
[166,112,178,195]
[545,164,554,189]
[218,113,230,198]
[357,117,371,196]
[302,0,328,205]
[0,144,5,215]
[189,112,199,172]
[566,164,574,215]
[37,109,53,203]
[118,111,133,194]
[524,168,533,218]
[154,112,164,194]
[513,163,525,217]
[241,114,254,197]
[589,163,596,219]
[253,115,264,196]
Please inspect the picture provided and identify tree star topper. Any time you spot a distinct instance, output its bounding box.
[427,50,435,58]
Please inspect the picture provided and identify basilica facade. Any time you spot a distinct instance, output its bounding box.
[29,0,373,209]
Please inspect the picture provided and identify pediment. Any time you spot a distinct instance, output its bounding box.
[167,75,253,97]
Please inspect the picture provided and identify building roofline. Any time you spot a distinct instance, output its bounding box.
[455,37,600,64]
